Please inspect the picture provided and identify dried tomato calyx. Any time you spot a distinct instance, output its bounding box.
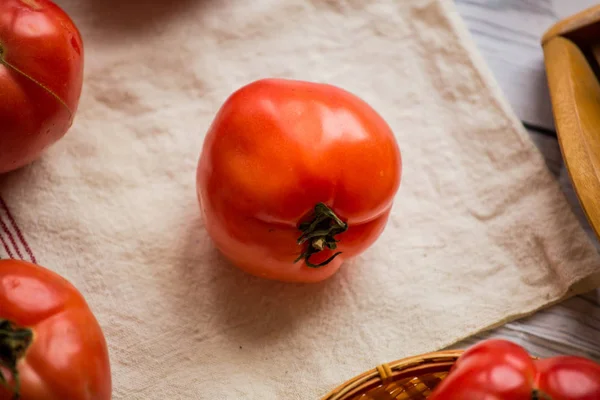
[0,319,33,399]
[532,389,552,400]
[295,203,348,268]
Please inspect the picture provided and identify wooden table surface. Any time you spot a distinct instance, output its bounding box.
[450,0,600,361]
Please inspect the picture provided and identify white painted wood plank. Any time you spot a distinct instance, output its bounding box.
[455,0,600,129]
[450,289,600,362]
[527,129,562,176]
[557,165,600,250]
[527,129,598,245]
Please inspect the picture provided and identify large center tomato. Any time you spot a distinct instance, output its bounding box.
[0,0,83,174]
[428,339,600,400]
[0,259,111,400]
[196,78,402,283]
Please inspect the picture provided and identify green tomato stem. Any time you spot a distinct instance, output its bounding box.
[295,203,348,268]
[532,389,552,400]
[0,319,33,400]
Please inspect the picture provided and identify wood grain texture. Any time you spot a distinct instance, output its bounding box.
[454,0,599,130]
[453,1,600,362]
[543,34,600,242]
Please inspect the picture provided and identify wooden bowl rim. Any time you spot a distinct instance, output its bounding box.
[542,4,600,45]
[541,32,600,244]
[321,349,463,400]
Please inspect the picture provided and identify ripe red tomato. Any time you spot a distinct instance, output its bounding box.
[0,0,84,174]
[197,78,402,283]
[428,339,600,400]
[0,259,111,400]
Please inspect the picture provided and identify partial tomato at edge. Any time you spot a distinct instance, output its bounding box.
[535,356,600,400]
[0,259,111,400]
[427,339,600,400]
[196,78,402,283]
[0,0,84,174]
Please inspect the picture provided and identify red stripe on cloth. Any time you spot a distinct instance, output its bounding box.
[0,226,15,259]
[0,215,24,260]
[0,196,36,263]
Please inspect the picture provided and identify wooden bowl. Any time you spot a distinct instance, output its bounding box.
[542,4,600,241]
[321,350,462,400]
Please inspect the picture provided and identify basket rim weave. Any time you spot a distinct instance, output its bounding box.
[321,349,464,400]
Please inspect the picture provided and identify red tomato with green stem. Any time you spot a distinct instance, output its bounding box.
[197,78,402,283]
[0,0,84,174]
[428,339,600,400]
[0,259,111,400]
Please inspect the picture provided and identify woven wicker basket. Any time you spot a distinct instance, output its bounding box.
[321,350,463,400]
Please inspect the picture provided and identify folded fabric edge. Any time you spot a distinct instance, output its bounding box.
[438,271,600,355]
[439,1,562,178]
[440,0,600,258]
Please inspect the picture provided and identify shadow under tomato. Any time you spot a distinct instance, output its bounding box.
[0,161,41,194]
[169,213,345,349]
[73,0,207,38]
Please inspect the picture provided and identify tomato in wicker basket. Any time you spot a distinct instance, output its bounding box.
[323,340,600,400]
[428,339,600,400]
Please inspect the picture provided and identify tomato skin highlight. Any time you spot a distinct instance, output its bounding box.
[197,78,402,283]
[0,0,84,174]
[0,259,111,400]
[535,356,600,400]
[427,339,600,400]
